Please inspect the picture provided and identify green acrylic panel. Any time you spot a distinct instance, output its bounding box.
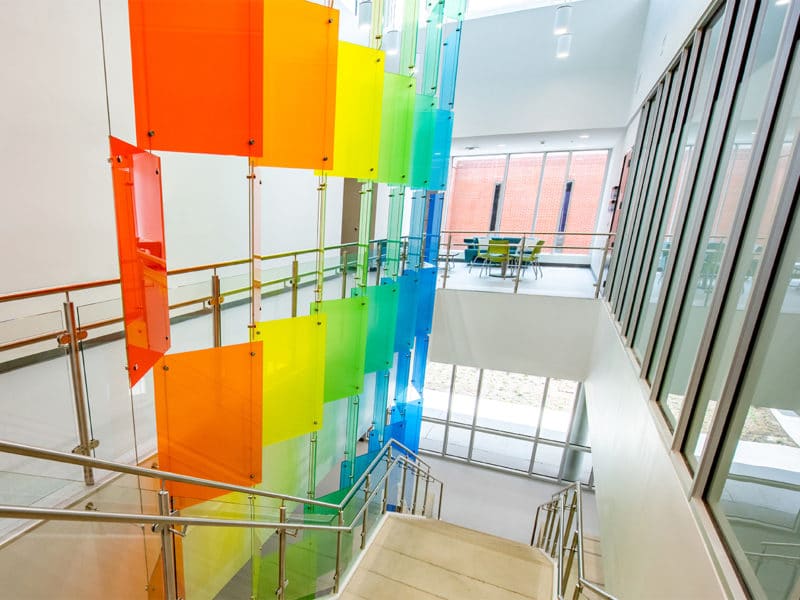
[444,0,467,20]
[377,74,416,185]
[315,397,349,487]
[400,0,420,76]
[410,95,437,189]
[253,315,326,445]
[385,187,406,278]
[422,1,444,95]
[258,435,309,498]
[311,297,368,402]
[352,281,399,372]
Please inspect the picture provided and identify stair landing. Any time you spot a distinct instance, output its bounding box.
[340,515,554,600]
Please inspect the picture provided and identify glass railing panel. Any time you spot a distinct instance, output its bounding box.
[0,309,63,347]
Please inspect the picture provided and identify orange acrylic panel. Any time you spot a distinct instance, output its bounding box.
[153,342,263,508]
[251,0,339,170]
[128,0,263,156]
[109,136,170,387]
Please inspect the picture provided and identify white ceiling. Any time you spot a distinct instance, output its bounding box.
[451,128,625,156]
[452,0,650,138]
[464,0,587,20]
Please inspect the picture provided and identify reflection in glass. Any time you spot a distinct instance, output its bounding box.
[421,361,452,419]
[634,9,725,365]
[656,0,789,428]
[707,205,800,600]
[500,153,544,233]
[685,44,800,470]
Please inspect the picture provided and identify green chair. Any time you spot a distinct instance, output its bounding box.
[483,239,510,277]
[468,239,490,273]
[520,239,546,279]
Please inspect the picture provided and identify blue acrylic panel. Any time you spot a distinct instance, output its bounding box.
[411,334,429,395]
[415,266,437,337]
[395,349,412,406]
[439,26,462,110]
[372,368,391,444]
[429,111,454,191]
[424,192,445,265]
[394,271,419,352]
[401,400,423,454]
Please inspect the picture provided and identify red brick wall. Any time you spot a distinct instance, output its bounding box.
[445,156,506,234]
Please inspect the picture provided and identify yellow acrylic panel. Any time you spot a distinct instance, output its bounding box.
[253,315,326,445]
[319,42,385,180]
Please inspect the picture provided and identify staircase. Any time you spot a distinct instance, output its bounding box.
[340,515,554,600]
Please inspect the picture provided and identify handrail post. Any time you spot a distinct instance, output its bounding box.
[531,505,541,546]
[595,234,613,299]
[291,257,299,317]
[333,509,344,593]
[557,494,566,598]
[211,273,222,347]
[340,250,348,299]
[575,484,586,586]
[421,468,430,517]
[375,244,382,285]
[63,301,95,486]
[514,236,526,294]
[360,474,371,550]
[442,234,453,288]
[412,464,421,515]
[398,460,408,513]
[158,489,178,600]
[401,239,408,274]
[277,502,287,599]
[438,481,444,520]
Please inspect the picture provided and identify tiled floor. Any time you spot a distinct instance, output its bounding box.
[340,515,554,600]
[439,261,600,298]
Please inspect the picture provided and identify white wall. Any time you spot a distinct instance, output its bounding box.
[584,305,728,599]
[453,0,649,138]
[429,290,600,381]
[629,0,715,116]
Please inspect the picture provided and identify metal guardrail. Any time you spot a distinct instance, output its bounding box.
[0,437,444,599]
[437,230,615,298]
[531,482,617,600]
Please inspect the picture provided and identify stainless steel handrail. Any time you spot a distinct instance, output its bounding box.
[531,482,618,600]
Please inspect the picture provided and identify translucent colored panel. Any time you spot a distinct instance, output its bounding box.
[252,1,338,170]
[429,110,454,191]
[394,271,420,352]
[312,297,368,402]
[411,334,429,394]
[316,397,349,486]
[320,42,385,180]
[423,192,445,264]
[439,26,462,110]
[399,0,420,76]
[352,282,399,372]
[422,1,444,95]
[444,0,467,20]
[394,400,423,453]
[410,95,437,189]
[395,349,412,406]
[340,450,379,489]
[109,136,170,387]
[153,342,262,508]
[377,74,416,185]
[253,315,326,444]
[371,366,391,443]
[128,0,263,156]
[415,267,437,336]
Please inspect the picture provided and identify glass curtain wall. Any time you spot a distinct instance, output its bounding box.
[603,0,800,596]
[419,362,592,484]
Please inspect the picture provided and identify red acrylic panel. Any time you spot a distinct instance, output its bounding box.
[252,0,339,170]
[128,0,263,156]
[154,342,263,509]
[109,136,170,387]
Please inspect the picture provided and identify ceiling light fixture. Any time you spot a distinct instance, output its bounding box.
[776,0,790,5]
[358,0,372,31]
[579,134,590,139]
[556,34,572,58]
[554,4,572,35]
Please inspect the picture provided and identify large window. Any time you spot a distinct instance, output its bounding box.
[420,362,592,484]
[603,0,800,596]
[445,150,609,257]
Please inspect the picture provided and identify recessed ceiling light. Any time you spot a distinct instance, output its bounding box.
[579,134,590,139]
[496,144,506,147]
[465,146,480,150]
